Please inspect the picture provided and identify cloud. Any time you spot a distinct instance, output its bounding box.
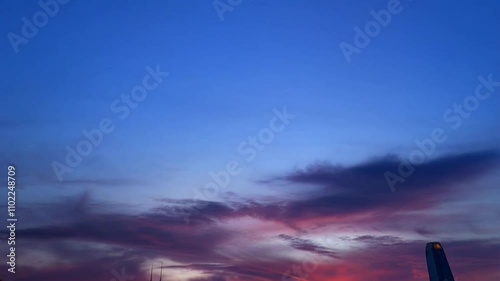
[281,149,499,191]
[12,150,500,280]
[263,150,500,218]
[278,234,340,258]
[108,150,500,231]
[414,227,435,236]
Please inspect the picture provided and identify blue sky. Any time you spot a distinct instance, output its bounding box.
[1,1,499,280]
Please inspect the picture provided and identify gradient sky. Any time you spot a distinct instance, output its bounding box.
[1,1,500,280]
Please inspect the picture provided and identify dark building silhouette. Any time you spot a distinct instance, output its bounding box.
[426,242,455,281]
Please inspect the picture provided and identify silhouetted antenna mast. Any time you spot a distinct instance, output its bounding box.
[148,263,163,281]
[159,263,163,281]
[150,264,153,281]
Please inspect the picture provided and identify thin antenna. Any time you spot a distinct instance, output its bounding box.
[159,263,163,281]
[150,264,153,281]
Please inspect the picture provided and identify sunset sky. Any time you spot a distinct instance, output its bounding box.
[1,1,500,280]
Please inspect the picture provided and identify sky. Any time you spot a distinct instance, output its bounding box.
[1,0,499,280]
